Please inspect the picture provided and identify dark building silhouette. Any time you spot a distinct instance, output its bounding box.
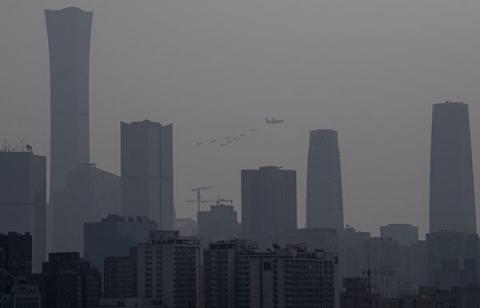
[198,201,240,245]
[307,129,343,231]
[121,120,174,230]
[41,252,101,308]
[429,101,476,233]
[205,240,336,308]
[0,232,32,278]
[175,218,197,236]
[380,224,419,246]
[55,164,121,253]
[340,278,379,308]
[427,232,480,289]
[204,240,257,308]
[241,166,297,239]
[136,231,199,307]
[84,215,157,275]
[0,148,46,272]
[103,248,137,299]
[45,7,93,251]
[416,287,480,307]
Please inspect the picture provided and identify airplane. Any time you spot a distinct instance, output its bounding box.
[265,117,284,124]
[210,140,217,143]
[220,143,227,146]
[196,142,203,145]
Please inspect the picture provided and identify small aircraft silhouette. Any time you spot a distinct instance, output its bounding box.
[265,117,284,124]
[196,142,203,145]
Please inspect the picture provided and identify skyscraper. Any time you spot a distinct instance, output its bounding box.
[136,231,199,307]
[0,147,46,272]
[241,166,297,239]
[84,215,157,274]
[306,129,343,231]
[121,120,174,230]
[45,7,92,248]
[429,101,476,233]
[198,201,240,245]
[54,163,121,252]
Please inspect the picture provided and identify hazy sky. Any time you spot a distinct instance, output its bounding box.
[2,0,480,236]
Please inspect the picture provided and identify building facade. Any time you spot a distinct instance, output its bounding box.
[198,202,240,245]
[41,252,101,308]
[55,164,121,253]
[429,101,476,233]
[380,224,419,246]
[204,240,257,308]
[103,248,137,299]
[121,120,174,230]
[241,166,297,239]
[84,215,157,275]
[0,149,46,271]
[136,231,199,307]
[306,129,344,231]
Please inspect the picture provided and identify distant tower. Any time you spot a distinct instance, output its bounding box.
[121,120,175,230]
[45,7,92,247]
[241,166,297,239]
[429,101,476,233]
[306,129,343,231]
[0,148,46,272]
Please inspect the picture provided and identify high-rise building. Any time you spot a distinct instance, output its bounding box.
[340,278,379,308]
[103,248,137,299]
[427,232,480,289]
[429,101,476,233]
[198,201,240,244]
[204,240,257,308]
[0,148,46,272]
[0,232,32,277]
[121,120,174,230]
[45,7,92,250]
[306,129,343,231]
[41,252,101,308]
[175,218,197,236]
[136,231,199,307]
[241,166,297,239]
[205,241,336,308]
[84,215,157,275]
[55,164,121,253]
[380,224,419,246]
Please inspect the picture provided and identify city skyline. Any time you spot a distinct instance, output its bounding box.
[4,1,480,307]
[4,1,480,235]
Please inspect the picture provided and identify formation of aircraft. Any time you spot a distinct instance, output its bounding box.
[194,117,285,147]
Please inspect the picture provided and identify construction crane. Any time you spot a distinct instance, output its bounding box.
[191,186,214,213]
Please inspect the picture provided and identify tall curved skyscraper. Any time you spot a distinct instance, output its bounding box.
[306,129,343,231]
[45,7,92,248]
[429,101,476,233]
